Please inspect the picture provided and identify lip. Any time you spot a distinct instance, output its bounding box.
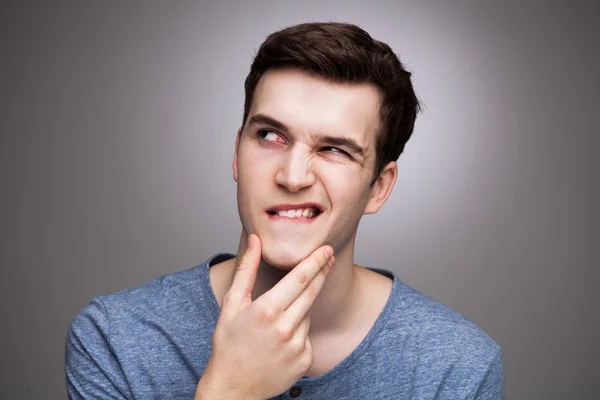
[266,211,322,223]
[266,203,324,213]
[266,202,324,223]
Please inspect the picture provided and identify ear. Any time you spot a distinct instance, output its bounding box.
[233,127,243,182]
[364,161,398,215]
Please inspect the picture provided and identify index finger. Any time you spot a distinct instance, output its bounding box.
[256,245,333,310]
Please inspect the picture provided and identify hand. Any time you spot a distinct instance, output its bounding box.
[195,234,335,400]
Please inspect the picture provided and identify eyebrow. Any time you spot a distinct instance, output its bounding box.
[312,134,366,159]
[247,113,367,158]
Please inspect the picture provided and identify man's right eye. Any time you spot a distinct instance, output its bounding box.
[258,130,284,144]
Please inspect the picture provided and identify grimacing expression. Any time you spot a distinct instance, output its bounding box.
[233,68,396,270]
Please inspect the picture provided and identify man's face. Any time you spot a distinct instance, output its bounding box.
[234,68,392,270]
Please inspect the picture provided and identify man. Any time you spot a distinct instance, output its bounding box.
[66,22,503,399]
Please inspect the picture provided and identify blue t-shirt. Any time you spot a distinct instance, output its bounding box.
[66,253,503,399]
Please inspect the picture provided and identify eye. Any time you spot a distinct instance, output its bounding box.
[258,129,284,144]
[321,146,349,157]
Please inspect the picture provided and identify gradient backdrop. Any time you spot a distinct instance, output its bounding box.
[1,1,599,399]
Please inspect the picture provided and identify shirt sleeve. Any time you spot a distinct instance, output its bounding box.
[468,349,505,400]
[65,298,132,399]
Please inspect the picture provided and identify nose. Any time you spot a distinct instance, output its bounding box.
[274,147,316,192]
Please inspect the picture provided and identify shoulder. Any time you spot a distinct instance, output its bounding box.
[67,257,219,346]
[65,258,221,398]
[384,276,500,354]
[100,262,207,318]
[378,275,503,397]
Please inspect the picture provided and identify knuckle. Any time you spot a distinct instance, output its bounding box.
[236,259,249,272]
[299,348,314,370]
[305,284,318,302]
[221,291,237,309]
[258,305,278,323]
[296,270,310,286]
[275,325,294,342]
[289,336,306,353]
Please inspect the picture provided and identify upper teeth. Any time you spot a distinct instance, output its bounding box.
[277,208,318,218]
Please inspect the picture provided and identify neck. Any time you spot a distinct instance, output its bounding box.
[229,232,363,334]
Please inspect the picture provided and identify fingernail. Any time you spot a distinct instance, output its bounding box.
[328,255,335,268]
[324,246,333,259]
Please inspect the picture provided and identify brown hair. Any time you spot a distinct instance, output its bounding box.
[242,22,420,183]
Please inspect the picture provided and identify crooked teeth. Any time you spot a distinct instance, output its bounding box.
[276,208,318,219]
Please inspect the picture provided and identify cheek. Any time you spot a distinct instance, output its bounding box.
[237,148,281,212]
[322,169,372,214]
[238,146,277,178]
[320,163,367,196]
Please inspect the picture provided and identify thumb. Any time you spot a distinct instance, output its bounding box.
[229,234,261,298]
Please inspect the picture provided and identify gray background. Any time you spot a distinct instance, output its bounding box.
[1,1,598,399]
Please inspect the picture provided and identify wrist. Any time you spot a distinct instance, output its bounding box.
[195,374,259,400]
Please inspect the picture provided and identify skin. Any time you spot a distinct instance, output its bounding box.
[196,68,399,399]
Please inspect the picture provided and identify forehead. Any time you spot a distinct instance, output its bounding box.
[249,68,381,148]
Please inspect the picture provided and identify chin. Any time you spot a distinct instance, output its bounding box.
[260,240,317,271]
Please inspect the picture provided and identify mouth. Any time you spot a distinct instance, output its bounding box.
[266,203,323,221]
